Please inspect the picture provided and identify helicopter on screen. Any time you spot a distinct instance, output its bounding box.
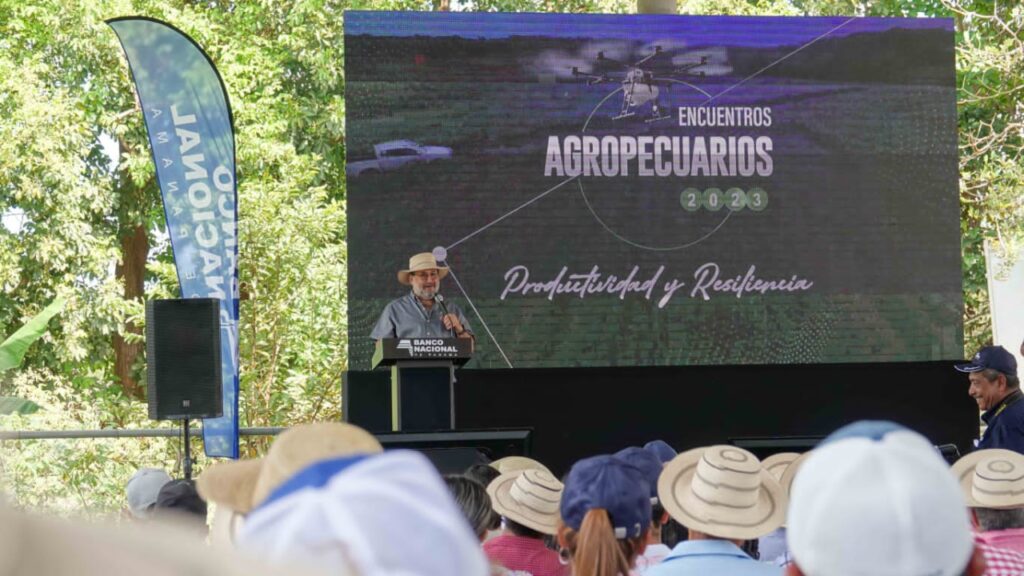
[571,45,711,122]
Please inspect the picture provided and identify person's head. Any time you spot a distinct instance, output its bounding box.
[614,446,665,541]
[464,462,501,489]
[956,345,1019,411]
[197,422,383,514]
[559,455,651,576]
[952,448,1024,532]
[642,440,677,465]
[126,467,172,520]
[153,479,208,536]
[237,450,489,576]
[659,445,785,544]
[489,456,551,476]
[398,252,448,301]
[486,467,563,538]
[444,475,498,541]
[786,423,981,576]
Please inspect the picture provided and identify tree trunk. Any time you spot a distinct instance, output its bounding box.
[113,223,148,400]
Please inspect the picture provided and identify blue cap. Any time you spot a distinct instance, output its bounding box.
[643,440,678,464]
[561,455,651,539]
[955,346,1017,377]
[614,447,662,501]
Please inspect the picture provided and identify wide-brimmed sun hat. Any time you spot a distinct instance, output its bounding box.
[490,456,551,476]
[762,452,800,484]
[197,422,383,513]
[952,448,1024,509]
[487,468,563,535]
[398,252,449,285]
[658,445,786,540]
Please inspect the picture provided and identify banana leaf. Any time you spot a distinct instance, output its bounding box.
[0,397,39,415]
[0,297,66,372]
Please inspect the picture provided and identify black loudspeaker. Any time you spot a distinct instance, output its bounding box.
[146,298,223,420]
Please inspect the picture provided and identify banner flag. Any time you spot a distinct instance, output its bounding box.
[108,17,240,458]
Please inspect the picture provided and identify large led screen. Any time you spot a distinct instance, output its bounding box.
[345,12,962,369]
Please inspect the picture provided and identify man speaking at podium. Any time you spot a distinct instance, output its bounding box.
[370,252,475,342]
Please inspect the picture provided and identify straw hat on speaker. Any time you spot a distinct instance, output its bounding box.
[951,448,1024,509]
[397,252,448,285]
[197,422,383,513]
[490,456,551,476]
[487,468,563,535]
[658,445,786,540]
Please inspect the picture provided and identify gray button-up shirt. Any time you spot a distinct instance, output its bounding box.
[370,292,474,340]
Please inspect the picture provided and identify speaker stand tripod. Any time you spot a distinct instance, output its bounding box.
[182,417,193,481]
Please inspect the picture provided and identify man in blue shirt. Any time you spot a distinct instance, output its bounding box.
[956,346,1023,453]
[649,445,783,576]
[370,252,474,342]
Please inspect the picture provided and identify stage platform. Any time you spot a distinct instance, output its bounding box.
[345,361,977,475]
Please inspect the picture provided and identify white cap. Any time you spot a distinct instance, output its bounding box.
[238,450,489,576]
[126,468,172,519]
[787,429,973,576]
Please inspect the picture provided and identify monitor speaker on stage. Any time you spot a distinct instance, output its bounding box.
[146,298,223,420]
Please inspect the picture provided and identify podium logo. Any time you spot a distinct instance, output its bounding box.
[396,339,414,355]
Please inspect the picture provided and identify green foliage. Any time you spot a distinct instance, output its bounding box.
[944,0,1024,353]
[0,297,66,373]
[0,295,64,415]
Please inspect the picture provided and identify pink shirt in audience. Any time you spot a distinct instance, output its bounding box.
[977,528,1024,555]
[975,534,1024,576]
[483,534,569,576]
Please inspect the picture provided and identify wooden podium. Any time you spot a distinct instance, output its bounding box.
[372,338,472,431]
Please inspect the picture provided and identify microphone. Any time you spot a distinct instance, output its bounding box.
[435,293,456,337]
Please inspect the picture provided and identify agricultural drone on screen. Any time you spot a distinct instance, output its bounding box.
[572,46,709,122]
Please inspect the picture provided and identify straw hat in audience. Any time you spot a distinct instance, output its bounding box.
[489,456,551,475]
[197,422,383,513]
[487,468,564,535]
[658,445,786,540]
[951,448,1024,509]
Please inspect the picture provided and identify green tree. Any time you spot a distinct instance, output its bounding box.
[943,0,1024,352]
[0,0,353,510]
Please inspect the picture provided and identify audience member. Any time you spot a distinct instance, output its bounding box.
[615,446,671,574]
[464,463,503,541]
[558,454,651,576]
[643,440,677,464]
[956,345,1023,452]
[786,423,984,576]
[153,479,208,537]
[466,462,502,489]
[757,452,801,567]
[198,422,384,553]
[238,449,489,576]
[649,445,784,576]
[490,456,551,475]
[0,498,326,576]
[197,422,383,515]
[484,468,567,576]
[445,475,499,541]
[643,439,686,549]
[125,467,171,520]
[952,448,1024,574]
